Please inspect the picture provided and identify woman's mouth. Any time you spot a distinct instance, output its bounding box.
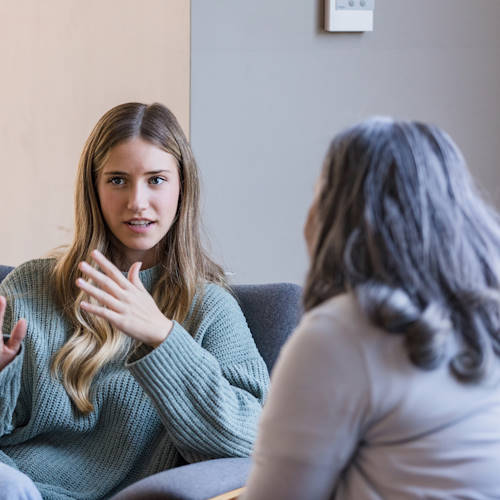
[124,220,156,233]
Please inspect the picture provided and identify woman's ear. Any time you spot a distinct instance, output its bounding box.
[304,197,319,258]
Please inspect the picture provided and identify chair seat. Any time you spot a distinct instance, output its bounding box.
[111,457,251,500]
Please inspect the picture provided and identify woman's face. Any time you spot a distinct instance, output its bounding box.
[97,137,181,269]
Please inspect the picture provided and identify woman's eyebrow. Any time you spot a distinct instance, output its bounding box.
[102,169,172,176]
[144,169,172,175]
[102,170,128,175]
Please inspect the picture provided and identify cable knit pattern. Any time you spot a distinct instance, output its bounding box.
[0,258,269,500]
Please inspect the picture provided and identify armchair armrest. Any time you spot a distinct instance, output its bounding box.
[208,486,244,500]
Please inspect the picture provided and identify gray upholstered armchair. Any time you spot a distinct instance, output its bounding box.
[0,264,302,500]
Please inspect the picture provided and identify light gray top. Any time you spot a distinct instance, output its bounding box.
[244,293,500,499]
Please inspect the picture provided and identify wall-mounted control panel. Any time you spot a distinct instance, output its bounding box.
[325,0,374,32]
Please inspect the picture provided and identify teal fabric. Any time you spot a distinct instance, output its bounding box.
[0,259,269,500]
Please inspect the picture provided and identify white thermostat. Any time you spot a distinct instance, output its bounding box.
[325,0,374,32]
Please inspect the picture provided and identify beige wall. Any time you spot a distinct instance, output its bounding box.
[0,0,190,266]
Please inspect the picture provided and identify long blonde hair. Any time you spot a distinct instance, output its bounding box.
[51,102,226,414]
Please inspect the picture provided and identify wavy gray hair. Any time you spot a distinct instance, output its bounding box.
[303,117,500,382]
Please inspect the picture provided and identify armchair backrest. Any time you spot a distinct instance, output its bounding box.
[0,265,12,284]
[0,265,302,373]
[232,283,302,373]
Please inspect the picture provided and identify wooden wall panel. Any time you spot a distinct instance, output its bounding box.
[0,0,190,265]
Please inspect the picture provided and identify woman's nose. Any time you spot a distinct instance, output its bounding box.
[127,184,148,212]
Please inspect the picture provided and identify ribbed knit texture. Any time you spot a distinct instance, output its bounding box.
[0,259,269,500]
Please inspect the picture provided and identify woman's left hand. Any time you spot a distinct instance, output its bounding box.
[76,249,173,347]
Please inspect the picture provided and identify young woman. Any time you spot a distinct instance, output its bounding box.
[0,102,269,499]
[243,118,500,499]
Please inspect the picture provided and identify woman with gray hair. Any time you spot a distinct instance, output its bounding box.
[243,118,500,499]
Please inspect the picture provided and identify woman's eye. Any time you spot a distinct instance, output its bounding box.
[150,176,165,185]
[109,177,125,185]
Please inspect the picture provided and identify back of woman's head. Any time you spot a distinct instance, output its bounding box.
[304,117,500,382]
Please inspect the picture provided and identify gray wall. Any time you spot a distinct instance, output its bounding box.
[191,0,500,285]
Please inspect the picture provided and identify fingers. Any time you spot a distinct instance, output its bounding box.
[127,262,144,288]
[78,261,125,298]
[0,296,5,349]
[7,318,27,352]
[0,295,5,331]
[80,300,121,326]
[77,251,150,337]
[0,297,27,355]
[88,250,131,289]
[76,278,124,312]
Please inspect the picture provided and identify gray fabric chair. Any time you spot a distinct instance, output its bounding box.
[0,265,11,284]
[0,264,303,499]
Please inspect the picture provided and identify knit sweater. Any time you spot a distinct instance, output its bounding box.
[0,258,269,500]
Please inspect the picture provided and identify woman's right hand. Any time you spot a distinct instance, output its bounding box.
[0,296,27,371]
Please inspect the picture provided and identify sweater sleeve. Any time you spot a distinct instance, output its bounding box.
[243,305,371,500]
[0,291,25,438]
[125,285,270,462]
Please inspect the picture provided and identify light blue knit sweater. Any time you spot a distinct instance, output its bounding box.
[0,259,269,499]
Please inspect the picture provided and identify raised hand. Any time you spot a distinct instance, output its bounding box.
[76,250,173,347]
[0,295,27,371]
